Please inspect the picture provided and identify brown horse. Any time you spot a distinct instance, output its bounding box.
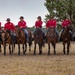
[15,26,27,55]
[46,27,57,55]
[33,28,44,55]
[61,25,72,55]
[1,30,13,55]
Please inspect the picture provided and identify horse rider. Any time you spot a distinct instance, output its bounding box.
[60,17,72,41]
[18,16,29,42]
[4,18,16,43]
[33,16,45,37]
[46,15,59,41]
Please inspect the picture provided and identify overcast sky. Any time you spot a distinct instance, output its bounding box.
[0,0,48,27]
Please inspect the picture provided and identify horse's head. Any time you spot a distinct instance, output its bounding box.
[1,30,11,42]
[47,27,56,38]
[15,25,21,35]
[34,28,43,43]
[67,25,73,31]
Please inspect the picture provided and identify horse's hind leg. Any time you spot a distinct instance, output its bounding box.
[9,44,11,55]
[22,44,25,55]
[63,43,66,54]
[39,44,42,55]
[0,44,1,52]
[67,42,70,55]
[4,46,6,55]
[25,43,27,53]
[52,42,56,55]
[48,43,50,55]
[18,44,20,55]
[34,42,36,55]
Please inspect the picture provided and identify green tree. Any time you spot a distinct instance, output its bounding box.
[44,0,75,27]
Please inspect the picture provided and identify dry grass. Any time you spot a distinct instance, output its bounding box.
[0,42,75,75]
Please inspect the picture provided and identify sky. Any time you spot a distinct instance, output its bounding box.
[0,0,48,27]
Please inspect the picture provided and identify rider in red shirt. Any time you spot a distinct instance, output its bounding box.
[34,16,44,33]
[4,18,16,43]
[18,16,29,42]
[62,18,71,28]
[4,18,15,31]
[46,18,56,28]
[46,15,59,40]
[35,16,43,28]
[60,17,72,41]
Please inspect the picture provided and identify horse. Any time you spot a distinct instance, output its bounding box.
[61,25,72,55]
[15,26,27,55]
[1,30,14,55]
[46,27,57,55]
[33,28,44,55]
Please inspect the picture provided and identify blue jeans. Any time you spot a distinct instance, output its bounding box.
[22,28,29,41]
[11,32,16,44]
[55,28,59,39]
[33,28,44,34]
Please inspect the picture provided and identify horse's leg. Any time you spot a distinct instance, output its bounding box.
[34,41,36,55]
[0,44,1,52]
[18,44,20,55]
[48,42,50,55]
[9,44,11,54]
[25,42,27,53]
[4,45,6,55]
[67,42,70,55]
[12,43,13,53]
[52,42,56,55]
[29,37,32,51]
[39,44,42,55]
[22,44,25,55]
[63,42,66,54]
[9,44,11,55]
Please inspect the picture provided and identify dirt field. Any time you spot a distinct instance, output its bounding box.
[0,42,75,75]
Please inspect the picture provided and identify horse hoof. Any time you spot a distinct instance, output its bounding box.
[0,50,2,52]
[4,54,6,56]
[23,52,25,55]
[54,52,56,55]
[29,49,31,51]
[34,53,36,55]
[18,53,20,55]
[67,52,69,55]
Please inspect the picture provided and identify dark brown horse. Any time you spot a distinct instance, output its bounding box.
[61,25,72,55]
[33,28,44,55]
[46,27,57,55]
[1,30,13,55]
[15,26,27,55]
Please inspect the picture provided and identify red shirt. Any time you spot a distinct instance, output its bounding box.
[46,19,56,28]
[18,20,26,28]
[4,22,15,31]
[62,19,71,27]
[35,20,43,28]
[0,22,1,30]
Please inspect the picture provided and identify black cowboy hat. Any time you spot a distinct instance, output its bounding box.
[6,18,10,21]
[50,15,54,18]
[20,16,24,19]
[37,16,41,19]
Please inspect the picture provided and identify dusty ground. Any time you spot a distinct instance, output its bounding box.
[0,42,75,75]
